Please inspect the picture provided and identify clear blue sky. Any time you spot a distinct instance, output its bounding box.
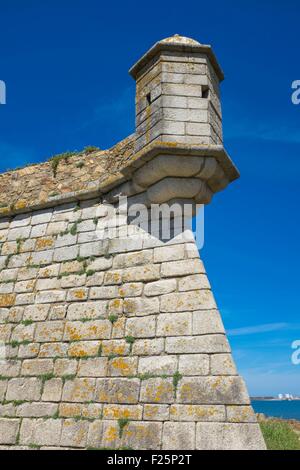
[0,0,299,395]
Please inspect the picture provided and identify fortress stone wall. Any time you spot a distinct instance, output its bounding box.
[0,35,266,450]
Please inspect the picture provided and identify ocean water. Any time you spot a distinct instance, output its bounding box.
[252,400,300,421]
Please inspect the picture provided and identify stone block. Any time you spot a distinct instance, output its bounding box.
[161,290,216,312]
[178,274,210,291]
[0,381,8,401]
[210,353,237,375]
[95,378,140,404]
[226,405,257,423]
[140,378,174,403]
[39,342,68,358]
[161,259,204,277]
[123,265,160,282]
[113,250,153,269]
[89,286,118,300]
[109,356,138,377]
[144,279,176,296]
[118,283,143,298]
[62,378,96,403]
[78,357,108,377]
[162,422,195,450]
[120,421,162,450]
[67,301,108,320]
[170,404,225,422]
[16,402,58,417]
[67,341,101,358]
[64,320,111,341]
[42,378,63,402]
[192,309,225,335]
[103,404,143,420]
[178,354,209,375]
[144,404,169,421]
[138,355,177,376]
[101,340,130,357]
[126,316,156,338]
[60,419,89,448]
[6,378,42,401]
[21,359,53,376]
[154,245,184,263]
[0,418,20,444]
[20,418,62,446]
[61,274,86,288]
[166,334,230,354]
[124,297,159,316]
[54,359,78,377]
[196,423,266,450]
[0,360,21,377]
[35,321,64,342]
[87,420,103,448]
[157,312,192,336]
[178,376,250,405]
[35,290,66,304]
[23,304,50,321]
[11,323,35,342]
[104,270,123,285]
[132,338,164,356]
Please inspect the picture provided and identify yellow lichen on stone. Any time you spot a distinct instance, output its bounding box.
[0,294,16,307]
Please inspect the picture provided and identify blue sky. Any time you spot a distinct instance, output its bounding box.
[0,0,299,395]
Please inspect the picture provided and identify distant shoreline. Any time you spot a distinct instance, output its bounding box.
[251,398,300,401]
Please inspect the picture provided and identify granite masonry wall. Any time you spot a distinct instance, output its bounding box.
[0,34,266,450]
[0,198,265,450]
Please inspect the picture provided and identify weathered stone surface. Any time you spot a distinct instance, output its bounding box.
[16,402,57,418]
[67,341,101,358]
[161,259,204,277]
[196,423,266,450]
[178,354,209,375]
[123,265,160,282]
[78,357,108,377]
[60,419,89,448]
[226,405,257,423]
[103,404,143,420]
[144,404,169,421]
[166,334,230,354]
[64,320,111,341]
[193,309,225,334]
[161,290,216,312]
[140,378,174,403]
[62,378,96,403]
[96,378,140,404]
[109,356,138,377]
[0,35,264,450]
[35,321,64,342]
[67,301,107,320]
[6,378,42,401]
[125,316,156,338]
[170,404,225,422]
[144,279,177,296]
[138,355,177,375]
[21,359,53,376]
[177,376,250,405]
[124,297,159,316]
[42,378,63,402]
[157,312,192,336]
[20,418,62,446]
[210,353,237,375]
[162,422,195,450]
[0,419,20,444]
[132,338,164,356]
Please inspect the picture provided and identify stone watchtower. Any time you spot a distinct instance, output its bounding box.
[0,35,265,450]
